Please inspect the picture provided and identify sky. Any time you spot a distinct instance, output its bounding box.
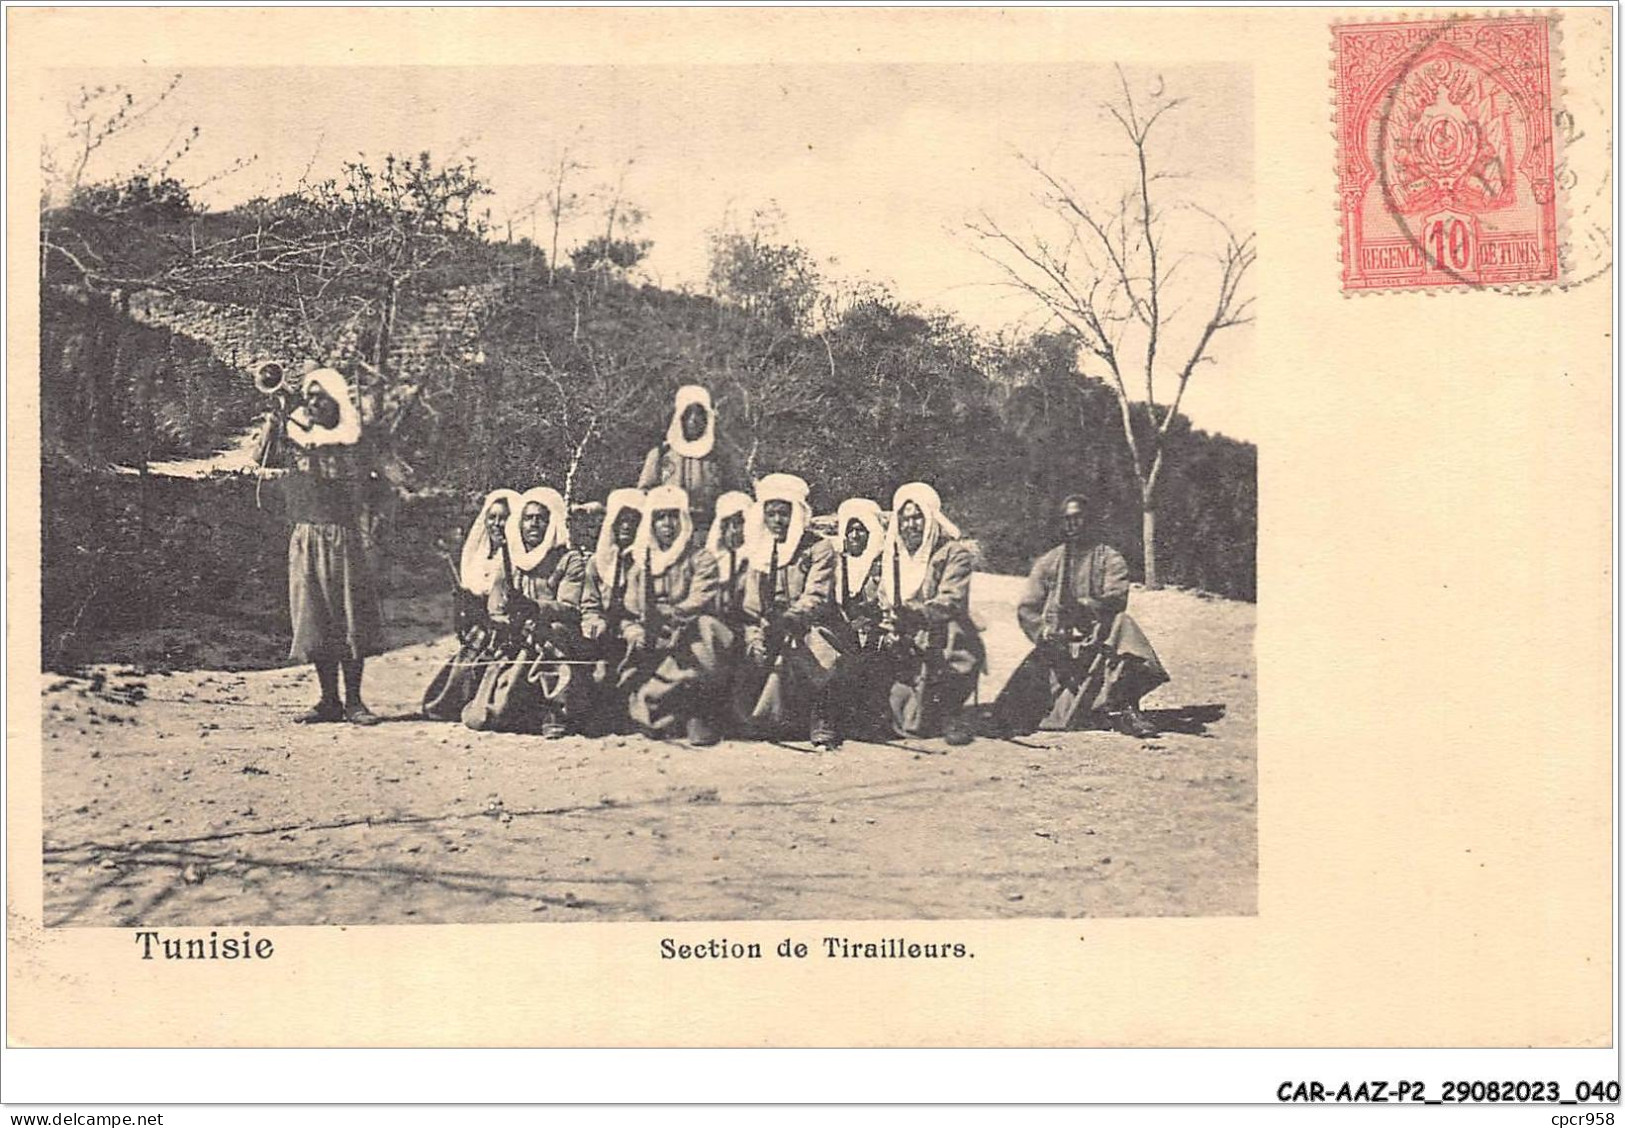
[45,63,1256,441]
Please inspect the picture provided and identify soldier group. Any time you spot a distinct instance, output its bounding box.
[276,373,1171,747]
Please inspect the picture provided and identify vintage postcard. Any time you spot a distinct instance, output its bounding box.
[5,6,1613,1065]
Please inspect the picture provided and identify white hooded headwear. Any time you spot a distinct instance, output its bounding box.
[879,482,961,607]
[744,472,811,573]
[506,486,570,573]
[665,384,716,460]
[706,489,754,587]
[635,484,696,578]
[593,487,646,584]
[289,367,362,448]
[833,497,885,599]
[459,488,522,595]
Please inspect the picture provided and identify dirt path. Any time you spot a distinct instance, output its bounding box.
[41,576,1255,925]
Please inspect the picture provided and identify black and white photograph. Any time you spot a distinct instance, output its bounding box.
[36,58,1256,928]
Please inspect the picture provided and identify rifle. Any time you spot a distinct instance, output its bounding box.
[880,537,901,635]
[607,547,629,622]
[757,539,794,667]
[891,536,899,613]
[1045,542,1102,676]
[448,554,490,651]
[879,536,923,665]
[838,549,861,644]
[642,539,660,637]
[488,540,530,653]
[722,547,739,619]
[614,541,657,678]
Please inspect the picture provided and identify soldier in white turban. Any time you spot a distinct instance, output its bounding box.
[282,367,385,725]
[705,489,754,624]
[876,482,985,745]
[636,384,741,535]
[821,496,891,740]
[421,488,520,722]
[729,473,843,748]
[617,485,736,746]
[832,497,886,624]
[461,486,593,736]
[578,486,647,734]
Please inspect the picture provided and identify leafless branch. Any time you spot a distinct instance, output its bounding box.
[966,67,1254,583]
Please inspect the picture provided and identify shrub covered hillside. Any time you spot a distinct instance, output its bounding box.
[40,153,1255,668]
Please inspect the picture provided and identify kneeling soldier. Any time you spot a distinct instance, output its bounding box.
[618,485,736,746]
[991,494,1169,738]
[731,473,843,749]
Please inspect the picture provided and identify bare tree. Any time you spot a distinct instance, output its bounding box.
[40,73,254,295]
[543,141,589,284]
[569,155,651,285]
[505,135,591,282]
[298,153,492,424]
[531,341,651,508]
[41,74,186,209]
[968,68,1254,587]
[169,152,493,434]
[720,329,832,483]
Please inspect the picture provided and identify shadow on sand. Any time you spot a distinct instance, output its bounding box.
[54,588,458,676]
[1145,702,1227,735]
[968,701,1227,740]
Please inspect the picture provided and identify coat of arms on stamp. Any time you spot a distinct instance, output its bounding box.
[1334,15,1559,292]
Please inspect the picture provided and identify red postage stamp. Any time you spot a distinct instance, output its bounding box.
[1334,15,1559,292]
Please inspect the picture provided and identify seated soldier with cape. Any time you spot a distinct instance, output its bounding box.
[823,496,892,741]
[616,485,736,746]
[877,482,986,745]
[729,473,843,749]
[578,487,646,734]
[462,486,592,736]
[991,494,1169,738]
[706,489,754,626]
[422,488,520,721]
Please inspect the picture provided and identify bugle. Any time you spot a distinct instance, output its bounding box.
[249,361,296,471]
[252,360,290,396]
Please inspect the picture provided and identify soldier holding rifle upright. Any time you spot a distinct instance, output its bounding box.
[876,482,984,746]
[729,473,842,749]
[616,485,735,746]
[990,494,1169,738]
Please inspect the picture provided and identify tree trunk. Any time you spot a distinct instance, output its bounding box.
[1141,503,1160,590]
[562,420,594,512]
[373,279,399,427]
[549,214,560,285]
[84,304,108,468]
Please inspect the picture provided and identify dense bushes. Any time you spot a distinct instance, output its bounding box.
[40,469,472,670]
[433,272,1257,598]
[39,191,1255,670]
[40,288,260,468]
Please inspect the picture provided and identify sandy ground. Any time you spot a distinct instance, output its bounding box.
[40,575,1255,925]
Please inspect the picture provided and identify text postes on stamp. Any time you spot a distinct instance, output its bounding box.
[1334,15,1558,293]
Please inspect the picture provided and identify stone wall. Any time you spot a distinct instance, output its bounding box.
[127,292,303,372]
[127,283,507,394]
